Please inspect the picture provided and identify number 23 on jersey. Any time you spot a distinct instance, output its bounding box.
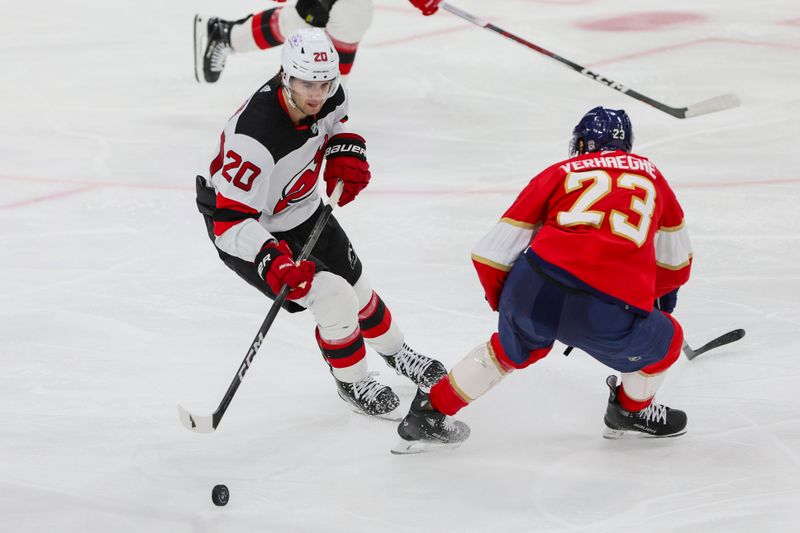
[556,170,656,247]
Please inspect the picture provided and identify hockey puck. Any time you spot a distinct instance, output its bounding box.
[211,484,229,506]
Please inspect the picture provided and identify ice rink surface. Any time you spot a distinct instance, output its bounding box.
[2,0,799,531]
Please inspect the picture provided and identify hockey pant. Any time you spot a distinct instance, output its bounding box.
[430,256,683,416]
[229,0,373,75]
[198,184,404,383]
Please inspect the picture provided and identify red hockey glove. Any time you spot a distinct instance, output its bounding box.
[408,0,441,16]
[255,240,315,300]
[472,259,509,311]
[323,133,370,207]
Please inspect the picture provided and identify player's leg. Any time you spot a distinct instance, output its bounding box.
[602,313,686,438]
[395,260,558,451]
[269,213,399,417]
[301,211,447,389]
[558,295,687,438]
[325,0,374,77]
[351,275,447,389]
[196,188,398,417]
[194,15,238,83]
[426,260,558,416]
[194,4,315,84]
[228,9,286,53]
[296,272,399,416]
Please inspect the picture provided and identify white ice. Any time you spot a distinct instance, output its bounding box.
[2,0,799,531]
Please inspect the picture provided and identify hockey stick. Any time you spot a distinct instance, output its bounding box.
[440,3,740,119]
[178,182,344,433]
[683,328,745,360]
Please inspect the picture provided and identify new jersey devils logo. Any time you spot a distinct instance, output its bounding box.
[274,137,328,214]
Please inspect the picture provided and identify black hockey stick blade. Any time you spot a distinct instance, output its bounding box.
[683,329,745,360]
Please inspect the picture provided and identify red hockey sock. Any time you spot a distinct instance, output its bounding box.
[358,291,392,340]
[617,385,653,412]
[328,35,359,75]
[252,9,283,49]
[430,376,469,416]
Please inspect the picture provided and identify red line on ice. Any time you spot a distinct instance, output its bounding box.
[590,37,800,67]
[0,184,99,209]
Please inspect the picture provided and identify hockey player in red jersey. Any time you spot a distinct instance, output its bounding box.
[194,0,441,84]
[393,107,693,453]
[195,28,446,417]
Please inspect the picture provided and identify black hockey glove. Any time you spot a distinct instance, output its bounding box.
[655,288,679,314]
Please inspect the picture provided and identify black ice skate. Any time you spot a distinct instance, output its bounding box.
[381,344,447,390]
[336,372,400,419]
[392,388,470,455]
[194,15,233,83]
[602,375,687,439]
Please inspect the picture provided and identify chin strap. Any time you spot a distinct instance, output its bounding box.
[282,85,300,110]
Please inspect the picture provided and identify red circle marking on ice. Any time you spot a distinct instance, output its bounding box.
[782,18,800,27]
[577,12,707,32]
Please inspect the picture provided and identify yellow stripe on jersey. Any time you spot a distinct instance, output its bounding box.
[471,254,512,272]
[499,217,538,229]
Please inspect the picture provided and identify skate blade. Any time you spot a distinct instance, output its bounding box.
[193,14,206,83]
[390,438,465,455]
[602,426,687,440]
[349,405,403,422]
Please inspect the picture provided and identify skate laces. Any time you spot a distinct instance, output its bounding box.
[395,345,433,381]
[207,21,231,73]
[441,416,459,432]
[639,402,668,424]
[353,372,387,404]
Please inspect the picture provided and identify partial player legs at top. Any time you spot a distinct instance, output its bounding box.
[195,0,374,84]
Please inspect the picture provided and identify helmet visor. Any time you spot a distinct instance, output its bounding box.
[288,76,338,100]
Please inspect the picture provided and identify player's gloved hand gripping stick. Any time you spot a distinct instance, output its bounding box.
[178,182,345,433]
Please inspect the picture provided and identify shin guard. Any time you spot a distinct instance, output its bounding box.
[619,314,684,411]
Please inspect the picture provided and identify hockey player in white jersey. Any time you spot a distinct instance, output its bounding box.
[195,28,446,417]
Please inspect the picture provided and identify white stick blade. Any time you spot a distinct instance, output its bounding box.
[684,93,740,118]
[177,404,215,433]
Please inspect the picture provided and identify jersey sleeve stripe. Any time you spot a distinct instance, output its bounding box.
[658,221,685,232]
[654,224,692,268]
[656,256,692,270]
[499,217,537,229]
[471,254,512,272]
[471,221,538,269]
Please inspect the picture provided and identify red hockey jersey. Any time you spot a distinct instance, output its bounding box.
[472,151,692,313]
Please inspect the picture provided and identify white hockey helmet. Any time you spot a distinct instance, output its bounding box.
[281,28,340,98]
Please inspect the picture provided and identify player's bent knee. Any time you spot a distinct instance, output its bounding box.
[352,274,374,309]
[622,314,684,402]
[326,0,373,43]
[491,332,550,370]
[305,271,359,339]
[641,313,683,375]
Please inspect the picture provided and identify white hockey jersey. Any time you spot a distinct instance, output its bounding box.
[204,75,349,261]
